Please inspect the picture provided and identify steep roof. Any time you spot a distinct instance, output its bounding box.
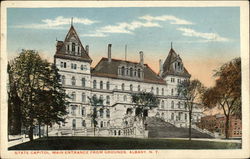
[162,48,191,78]
[54,25,92,63]
[92,58,166,85]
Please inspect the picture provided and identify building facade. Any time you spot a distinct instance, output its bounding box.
[53,24,203,137]
[197,114,242,138]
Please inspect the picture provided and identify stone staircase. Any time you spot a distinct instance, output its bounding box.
[146,117,214,138]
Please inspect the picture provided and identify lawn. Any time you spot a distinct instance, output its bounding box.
[9,136,241,150]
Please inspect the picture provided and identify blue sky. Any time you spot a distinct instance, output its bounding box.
[7,7,240,86]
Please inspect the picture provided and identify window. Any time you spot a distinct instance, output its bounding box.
[81,65,83,70]
[171,113,174,120]
[99,108,104,118]
[100,81,103,89]
[72,119,76,129]
[106,81,110,90]
[78,46,80,54]
[93,80,97,89]
[171,89,174,96]
[171,78,175,83]
[100,95,103,104]
[151,87,154,93]
[138,69,141,78]
[123,95,127,102]
[134,70,137,77]
[171,101,174,109]
[130,67,133,77]
[161,100,164,109]
[60,62,64,68]
[71,92,76,101]
[101,121,103,128]
[121,66,125,76]
[130,84,133,91]
[106,96,110,105]
[72,43,75,52]
[67,45,69,51]
[106,109,110,118]
[71,63,74,69]
[177,79,181,83]
[82,78,86,87]
[82,120,86,127]
[64,62,67,68]
[162,88,164,95]
[61,75,65,85]
[82,93,86,103]
[71,76,76,86]
[161,112,164,118]
[156,87,159,95]
[81,107,85,116]
[185,114,187,121]
[71,105,76,115]
[122,83,125,91]
[138,85,141,91]
[74,64,77,69]
[178,101,181,108]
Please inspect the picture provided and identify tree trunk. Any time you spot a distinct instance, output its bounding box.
[94,126,95,136]
[189,111,192,141]
[38,122,41,138]
[46,124,49,137]
[28,126,33,141]
[225,116,230,139]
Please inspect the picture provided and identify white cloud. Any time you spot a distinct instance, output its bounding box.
[177,27,230,42]
[13,16,98,29]
[139,15,193,25]
[81,32,107,37]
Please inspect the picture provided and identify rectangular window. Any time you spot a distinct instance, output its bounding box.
[74,64,77,69]
[64,62,67,68]
[71,63,74,69]
[60,62,64,68]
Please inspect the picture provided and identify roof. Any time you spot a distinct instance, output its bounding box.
[91,58,166,85]
[161,48,191,78]
[54,25,92,63]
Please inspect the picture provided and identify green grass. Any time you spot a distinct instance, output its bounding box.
[9,136,241,150]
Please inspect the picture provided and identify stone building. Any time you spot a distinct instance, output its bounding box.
[52,24,203,137]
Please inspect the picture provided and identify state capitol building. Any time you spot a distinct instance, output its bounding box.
[52,24,203,137]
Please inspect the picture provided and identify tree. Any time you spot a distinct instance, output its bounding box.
[202,57,241,139]
[8,50,68,141]
[131,92,159,130]
[88,95,104,136]
[177,79,204,140]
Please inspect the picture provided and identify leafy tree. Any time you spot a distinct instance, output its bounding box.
[8,50,68,141]
[202,57,241,139]
[177,79,204,140]
[88,95,104,136]
[131,92,159,130]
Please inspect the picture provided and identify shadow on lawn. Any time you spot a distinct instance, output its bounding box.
[8,136,241,150]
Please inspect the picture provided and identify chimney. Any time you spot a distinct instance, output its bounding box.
[159,59,163,76]
[108,44,112,62]
[85,45,89,55]
[139,51,144,65]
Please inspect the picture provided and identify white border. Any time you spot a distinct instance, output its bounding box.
[1,1,249,159]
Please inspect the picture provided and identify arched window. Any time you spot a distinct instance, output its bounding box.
[114,130,117,136]
[106,109,110,118]
[81,107,85,116]
[100,81,103,89]
[82,93,86,103]
[178,101,181,108]
[61,75,65,85]
[121,66,125,76]
[72,119,76,129]
[156,87,159,95]
[67,45,70,51]
[162,88,164,95]
[71,92,76,101]
[93,80,97,89]
[185,114,187,121]
[82,120,86,127]
[82,78,86,87]
[101,121,103,128]
[171,89,174,96]
[107,121,110,127]
[130,84,133,91]
[138,69,141,78]
[71,105,76,115]
[151,87,154,93]
[71,76,76,86]
[64,62,67,68]
[72,43,75,52]
[130,67,133,77]
[138,85,141,91]
[161,100,164,109]
[99,108,104,118]
[171,101,174,109]
[121,83,125,91]
[118,130,121,136]
[134,70,137,77]
[106,81,110,90]
[106,96,110,105]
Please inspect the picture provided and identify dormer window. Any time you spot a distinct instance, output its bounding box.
[72,43,75,52]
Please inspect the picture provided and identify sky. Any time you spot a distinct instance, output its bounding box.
[7,7,240,87]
